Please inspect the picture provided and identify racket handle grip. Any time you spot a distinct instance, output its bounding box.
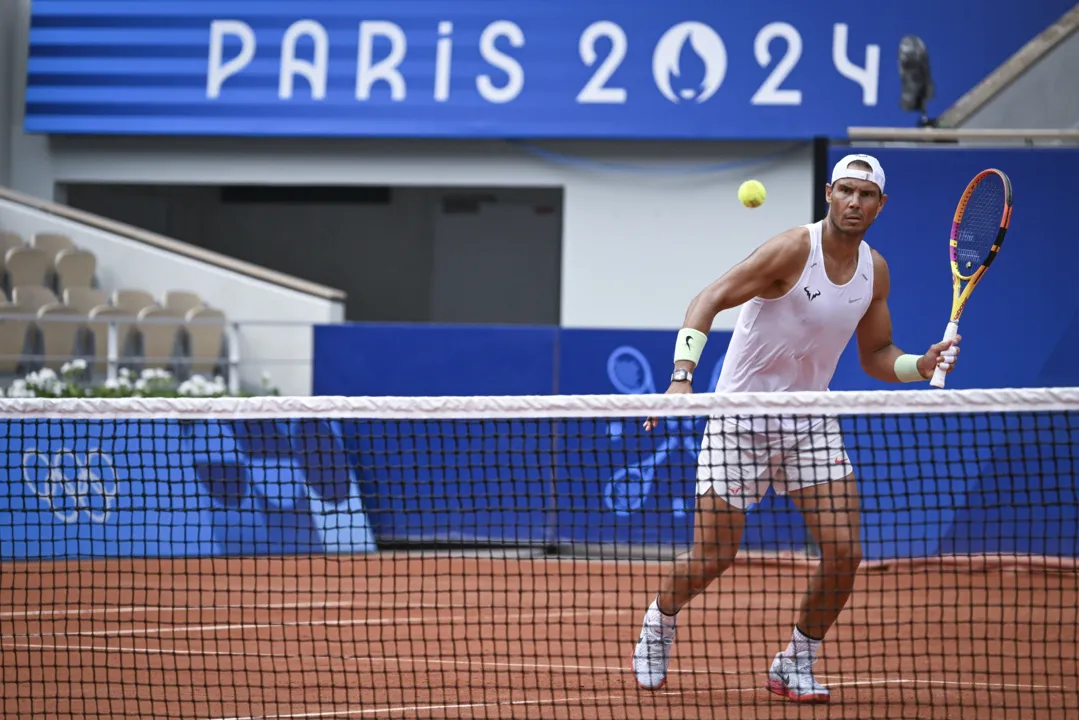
[929,321,959,389]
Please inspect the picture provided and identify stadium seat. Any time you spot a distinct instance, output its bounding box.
[35,303,84,372]
[12,285,59,312]
[0,302,32,375]
[32,232,75,258]
[0,232,24,264]
[63,287,108,314]
[163,290,204,314]
[54,249,97,292]
[87,305,134,376]
[111,288,156,315]
[186,306,226,377]
[4,247,48,290]
[136,306,185,373]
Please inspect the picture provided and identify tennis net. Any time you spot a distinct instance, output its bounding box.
[1,387,1077,719]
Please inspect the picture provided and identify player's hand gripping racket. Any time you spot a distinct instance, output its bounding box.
[930,168,1013,388]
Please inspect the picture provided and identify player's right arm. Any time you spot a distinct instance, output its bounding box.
[644,229,807,430]
[673,228,808,376]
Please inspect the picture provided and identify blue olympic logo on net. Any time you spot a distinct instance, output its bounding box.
[602,345,724,516]
[21,449,119,524]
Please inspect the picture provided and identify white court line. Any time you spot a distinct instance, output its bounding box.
[0,601,352,619]
[2,640,248,658]
[5,637,1072,695]
[208,674,1079,720]
[0,639,736,678]
[818,674,1075,692]
[206,687,750,720]
[0,607,622,640]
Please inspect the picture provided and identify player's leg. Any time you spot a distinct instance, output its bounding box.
[788,474,862,645]
[632,418,766,690]
[765,420,862,703]
[632,490,747,690]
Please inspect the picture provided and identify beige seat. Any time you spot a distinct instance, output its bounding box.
[5,247,48,288]
[87,305,135,375]
[36,304,84,372]
[64,287,108,315]
[0,232,24,262]
[137,306,185,372]
[54,249,97,292]
[111,289,156,315]
[12,285,59,313]
[0,302,32,374]
[186,307,226,376]
[33,233,77,287]
[32,233,76,256]
[162,290,204,314]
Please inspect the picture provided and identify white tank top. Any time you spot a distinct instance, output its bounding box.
[714,220,874,395]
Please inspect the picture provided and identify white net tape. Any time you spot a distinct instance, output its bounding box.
[0,386,1076,419]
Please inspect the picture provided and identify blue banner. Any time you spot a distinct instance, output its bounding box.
[0,418,377,559]
[23,0,1075,138]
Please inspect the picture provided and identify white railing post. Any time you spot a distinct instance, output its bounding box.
[226,322,241,396]
[106,322,118,382]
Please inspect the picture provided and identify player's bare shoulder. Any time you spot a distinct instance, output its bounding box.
[754,227,812,299]
[868,246,891,300]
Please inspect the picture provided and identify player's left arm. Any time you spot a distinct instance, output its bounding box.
[855,250,960,383]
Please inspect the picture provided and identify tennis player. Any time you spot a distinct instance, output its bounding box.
[631,154,961,703]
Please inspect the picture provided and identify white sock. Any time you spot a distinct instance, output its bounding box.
[784,626,822,659]
[649,599,678,630]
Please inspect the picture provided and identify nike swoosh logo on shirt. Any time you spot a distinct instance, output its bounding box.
[848,298,862,303]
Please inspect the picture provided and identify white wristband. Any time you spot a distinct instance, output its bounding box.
[674,328,707,365]
[894,354,925,383]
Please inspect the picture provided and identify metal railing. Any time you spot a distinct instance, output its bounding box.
[844,127,1079,145]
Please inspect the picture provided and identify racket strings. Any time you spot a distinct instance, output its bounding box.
[956,177,1006,270]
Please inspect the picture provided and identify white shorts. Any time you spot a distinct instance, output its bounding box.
[695,416,853,510]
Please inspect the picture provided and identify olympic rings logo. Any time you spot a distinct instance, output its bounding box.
[21,449,119,524]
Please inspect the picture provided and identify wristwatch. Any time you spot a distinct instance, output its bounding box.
[671,368,693,384]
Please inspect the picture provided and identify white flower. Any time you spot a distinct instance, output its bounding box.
[120,368,132,378]
[72,358,87,370]
[7,380,32,398]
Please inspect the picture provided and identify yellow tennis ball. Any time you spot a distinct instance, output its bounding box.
[738,179,766,208]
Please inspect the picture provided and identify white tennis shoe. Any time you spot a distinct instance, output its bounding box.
[631,602,676,690]
[766,651,830,703]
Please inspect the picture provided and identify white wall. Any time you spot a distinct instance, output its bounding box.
[27,136,813,332]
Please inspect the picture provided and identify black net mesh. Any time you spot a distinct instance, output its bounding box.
[1,389,1077,719]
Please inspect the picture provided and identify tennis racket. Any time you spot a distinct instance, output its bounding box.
[930,168,1013,388]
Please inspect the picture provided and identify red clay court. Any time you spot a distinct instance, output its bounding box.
[2,552,1076,719]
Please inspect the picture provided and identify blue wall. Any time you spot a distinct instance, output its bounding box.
[4,147,1074,563]
[311,145,1079,561]
[0,419,377,559]
[827,146,1079,393]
